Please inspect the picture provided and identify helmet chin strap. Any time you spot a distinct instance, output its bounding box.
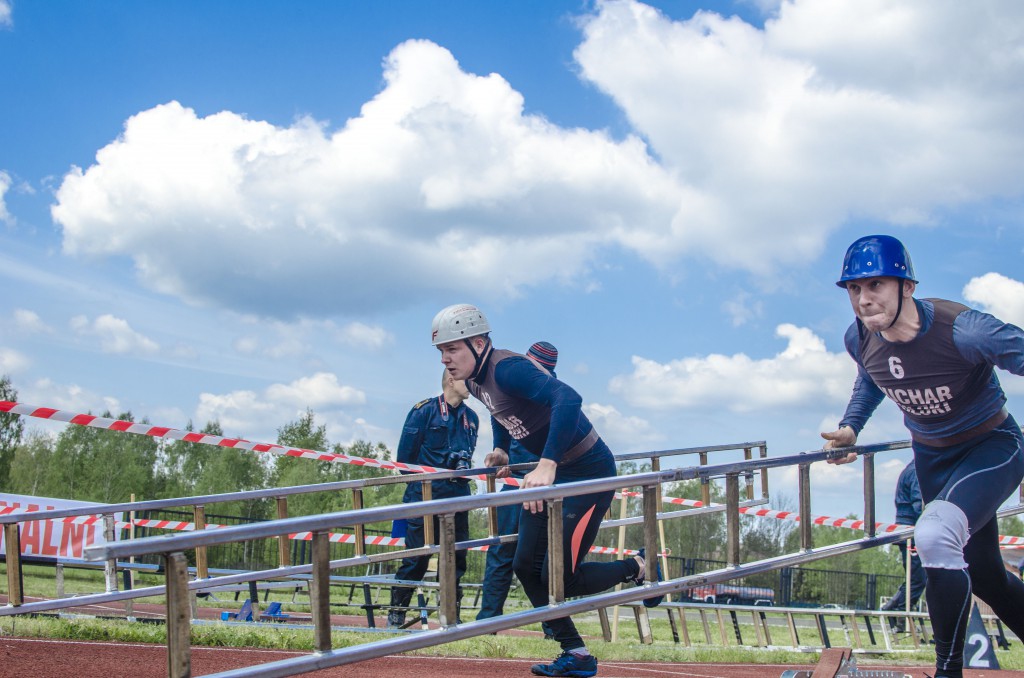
[887,282,906,330]
[465,336,491,380]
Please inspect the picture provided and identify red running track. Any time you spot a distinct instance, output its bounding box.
[3,637,1023,678]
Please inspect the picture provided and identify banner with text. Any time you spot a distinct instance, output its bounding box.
[0,493,121,561]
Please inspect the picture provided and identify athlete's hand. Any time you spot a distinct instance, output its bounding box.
[485,448,510,477]
[522,459,557,514]
[821,426,858,464]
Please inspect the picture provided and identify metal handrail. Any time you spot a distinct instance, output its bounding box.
[0,440,770,525]
[82,440,906,561]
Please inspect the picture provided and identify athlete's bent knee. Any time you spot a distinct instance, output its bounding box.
[914,500,969,569]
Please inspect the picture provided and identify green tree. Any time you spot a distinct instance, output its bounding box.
[741,492,797,561]
[0,375,26,491]
[8,430,56,495]
[271,409,334,516]
[160,419,270,519]
[46,417,100,499]
[90,412,159,503]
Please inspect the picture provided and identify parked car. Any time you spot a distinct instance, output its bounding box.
[686,584,776,606]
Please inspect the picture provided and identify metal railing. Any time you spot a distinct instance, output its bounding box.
[0,440,768,617]
[73,440,936,678]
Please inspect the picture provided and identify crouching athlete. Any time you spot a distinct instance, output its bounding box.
[431,304,661,677]
[822,235,1024,678]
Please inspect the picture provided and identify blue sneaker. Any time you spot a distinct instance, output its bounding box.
[531,651,598,677]
[635,548,665,608]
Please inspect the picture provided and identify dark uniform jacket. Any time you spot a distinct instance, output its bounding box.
[396,395,478,501]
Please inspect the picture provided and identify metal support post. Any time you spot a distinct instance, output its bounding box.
[725,473,741,567]
[799,463,813,551]
[547,498,565,605]
[165,551,191,678]
[310,531,332,653]
[437,513,458,627]
[276,497,290,567]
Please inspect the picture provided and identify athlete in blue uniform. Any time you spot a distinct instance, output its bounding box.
[431,304,658,678]
[477,342,558,640]
[822,235,1024,678]
[387,369,479,629]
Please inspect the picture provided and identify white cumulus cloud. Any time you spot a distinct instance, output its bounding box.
[0,170,12,224]
[962,272,1024,328]
[574,0,1024,271]
[583,402,663,453]
[0,347,29,374]
[196,372,366,440]
[70,314,160,355]
[46,2,1024,319]
[12,309,52,334]
[51,40,678,318]
[609,323,856,412]
[0,1,10,29]
[336,321,393,349]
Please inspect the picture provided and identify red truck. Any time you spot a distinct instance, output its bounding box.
[687,583,775,606]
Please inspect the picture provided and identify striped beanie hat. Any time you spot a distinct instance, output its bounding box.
[527,341,558,373]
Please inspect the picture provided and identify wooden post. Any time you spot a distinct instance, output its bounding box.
[437,513,458,626]
[547,498,564,605]
[725,474,740,567]
[610,491,629,641]
[743,448,754,500]
[165,552,191,678]
[352,489,366,557]
[699,452,710,505]
[486,475,498,537]
[310,531,332,653]
[193,505,208,580]
[422,482,434,545]
[4,523,23,606]
[799,464,813,551]
[103,514,118,593]
[127,493,135,619]
[759,444,769,499]
[276,497,290,567]
[862,454,876,538]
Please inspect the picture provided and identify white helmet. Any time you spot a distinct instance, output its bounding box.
[431,304,491,345]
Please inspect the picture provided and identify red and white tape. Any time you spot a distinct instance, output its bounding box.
[0,400,522,487]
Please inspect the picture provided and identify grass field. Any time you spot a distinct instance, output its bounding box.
[3,563,1023,671]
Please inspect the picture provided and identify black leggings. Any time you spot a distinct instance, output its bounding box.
[512,448,638,651]
[915,416,1024,676]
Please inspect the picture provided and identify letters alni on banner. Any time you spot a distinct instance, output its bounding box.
[0,493,121,561]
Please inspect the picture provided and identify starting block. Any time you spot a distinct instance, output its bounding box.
[780,648,911,678]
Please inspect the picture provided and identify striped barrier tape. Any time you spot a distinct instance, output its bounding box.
[8,402,1023,549]
[614,490,1024,546]
[0,400,522,487]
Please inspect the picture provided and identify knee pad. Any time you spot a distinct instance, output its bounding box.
[914,500,969,569]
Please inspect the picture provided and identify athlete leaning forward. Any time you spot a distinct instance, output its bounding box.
[431,304,662,678]
[822,235,1024,678]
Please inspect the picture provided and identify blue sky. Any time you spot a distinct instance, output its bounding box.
[1,0,1023,524]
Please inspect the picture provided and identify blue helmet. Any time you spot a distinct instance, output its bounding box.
[836,235,917,288]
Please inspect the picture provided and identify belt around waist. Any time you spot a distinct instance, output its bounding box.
[912,407,1009,448]
[560,428,599,465]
